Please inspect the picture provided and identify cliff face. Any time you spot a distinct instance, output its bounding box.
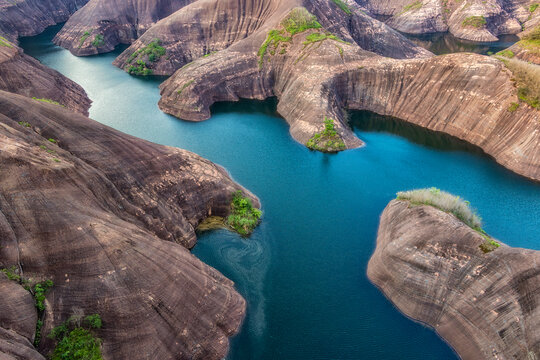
[0,0,88,42]
[53,0,194,55]
[367,199,540,360]
[0,275,44,360]
[0,41,91,115]
[155,0,539,181]
[356,0,534,41]
[0,90,255,359]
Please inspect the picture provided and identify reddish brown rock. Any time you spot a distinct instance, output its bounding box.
[0,41,91,115]
[368,199,540,360]
[0,90,256,359]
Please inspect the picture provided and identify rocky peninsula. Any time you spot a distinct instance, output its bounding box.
[368,191,540,359]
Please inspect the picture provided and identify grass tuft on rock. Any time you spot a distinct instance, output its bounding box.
[32,97,64,107]
[462,16,487,28]
[225,191,262,236]
[331,0,352,15]
[0,35,14,48]
[396,188,501,253]
[516,25,540,56]
[501,58,540,109]
[399,1,423,15]
[306,117,346,152]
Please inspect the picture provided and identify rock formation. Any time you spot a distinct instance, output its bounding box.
[53,0,195,55]
[0,39,91,115]
[151,0,539,181]
[356,0,537,42]
[0,0,88,42]
[0,275,44,360]
[0,90,258,359]
[368,198,540,360]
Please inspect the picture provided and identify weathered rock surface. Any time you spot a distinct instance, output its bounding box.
[356,0,532,41]
[53,0,194,55]
[367,199,540,360]
[0,0,88,42]
[0,90,256,359]
[0,275,44,360]
[0,41,91,115]
[156,0,539,181]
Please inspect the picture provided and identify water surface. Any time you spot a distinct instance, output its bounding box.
[20,25,540,360]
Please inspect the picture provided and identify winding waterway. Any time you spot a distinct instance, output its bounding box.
[20,25,540,360]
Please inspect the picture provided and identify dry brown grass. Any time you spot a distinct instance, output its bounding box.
[503,58,540,108]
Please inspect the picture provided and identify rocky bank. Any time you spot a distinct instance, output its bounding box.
[0,90,258,359]
[368,199,540,359]
[0,39,91,115]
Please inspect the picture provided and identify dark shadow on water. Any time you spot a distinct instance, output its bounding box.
[210,97,280,117]
[349,110,487,155]
[402,32,519,55]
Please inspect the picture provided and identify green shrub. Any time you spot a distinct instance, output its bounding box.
[79,31,91,48]
[462,16,487,28]
[225,191,262,236]
[1,266,22,282]
[127,39,166,64]
[306,117,346,152]
[34,279,53,312]
[529,3,539,13]
[508,102,519,112]
[331,0,352,15]
[18,121,31,128]
[49,314,103,360]
[91,34,104,47]
[479,238,500,253]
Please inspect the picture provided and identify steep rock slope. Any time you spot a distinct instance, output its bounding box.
[53,0,195,55]
[156,0,539,181]
[0,90,256,359]
[368,199,540,360]
[0,275,44,360]
[0,40,91,115]
[356,0,532,41]
[0,0,88,42]
[115,0,429,76]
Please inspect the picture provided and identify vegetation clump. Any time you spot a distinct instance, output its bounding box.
[32,97,64,107]
[306,117,346,152]
[508,102,519,112]
[399,1,423,15]
[462,16,487,28]
[176,79,194,95]
[501,58,540,109]
[529,3,539,13]
[331,0,352,15]
[496,49,514,58]
[258,8,322,67]
[18,121,31,127]
[225,191,262,236]
[0,35,13,48]
[79,31,91,48]
[126,39,166,76]
[517,25,540,56]
[91,34,105,47]
[303,32,345,45]
[49,314,103,360]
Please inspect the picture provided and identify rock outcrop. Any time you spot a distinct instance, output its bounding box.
[154,0,539,181]
[356,0,536,42]
[53,0,195,55]
[368,199,540,360]
[0,0,88,42]
[0,40,91,115]
[0,89,257,359]
[0,275,44,360]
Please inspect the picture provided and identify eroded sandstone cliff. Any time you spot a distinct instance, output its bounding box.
[154,0,539,181]
[0,40,91,115]
[356,0,537,42]
[368,199,540,360]
[0,90,257,359]
[0,0,88,42]
[53,0,195,55]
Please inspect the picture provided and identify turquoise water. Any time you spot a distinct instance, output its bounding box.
[20,25,540,360]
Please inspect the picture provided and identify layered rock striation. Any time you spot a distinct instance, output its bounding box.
[0,40,91,115]
[368,199,540,360]
[356,0,536,42]
[0,90,257,359]
[53,0,195,55]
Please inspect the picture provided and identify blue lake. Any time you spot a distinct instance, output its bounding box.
[20,25,540,360]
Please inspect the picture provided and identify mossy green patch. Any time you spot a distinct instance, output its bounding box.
[0,35,14,48]
[462,16,487,28]
[306,117,346,152]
